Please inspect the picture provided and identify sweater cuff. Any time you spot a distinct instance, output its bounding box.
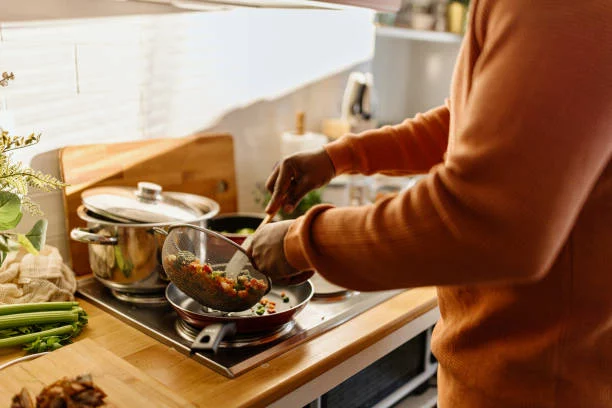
[324,138,356,175]
[283,204,335,271]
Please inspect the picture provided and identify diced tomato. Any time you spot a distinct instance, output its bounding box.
[259,298,268,305]
[238,290,249,299]
[267,309,276,314]
[203,264,212,274]
[220,281,233,292]
[249,278,266,290]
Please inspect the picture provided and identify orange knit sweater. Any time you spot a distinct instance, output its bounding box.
[284,1,612,406]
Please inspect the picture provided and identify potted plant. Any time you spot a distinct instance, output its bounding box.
[254,183,324,221]
[0,71,65,264]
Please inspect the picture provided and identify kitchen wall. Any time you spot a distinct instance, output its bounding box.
[373,35,460,125]
[0,8,375,264]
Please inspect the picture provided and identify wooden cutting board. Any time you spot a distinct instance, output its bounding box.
[59,133,238,274]
[0,339,195,407]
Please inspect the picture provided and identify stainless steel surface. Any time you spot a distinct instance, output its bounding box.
[72,188,220,296]
[111,289,168,306]
[78,277,402,378]
[175,319,295,348]
[82,182,206,223]
[70,227,119,245]
[163,223,249,256]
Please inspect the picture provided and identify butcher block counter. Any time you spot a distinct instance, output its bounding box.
[0,287,438,407]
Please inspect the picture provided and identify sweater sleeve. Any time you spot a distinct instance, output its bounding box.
[324,103,450,176]
[284,0,612,290]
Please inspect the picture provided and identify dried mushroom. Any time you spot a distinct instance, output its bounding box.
[10,388,34,408]
[11,374,107,408]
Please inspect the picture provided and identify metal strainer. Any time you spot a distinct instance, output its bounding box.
[155,224,271,312]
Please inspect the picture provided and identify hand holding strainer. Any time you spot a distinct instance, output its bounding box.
[155,224,271,312]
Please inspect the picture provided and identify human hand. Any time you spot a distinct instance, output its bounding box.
[247,220,314,286]
[265,148,335,215]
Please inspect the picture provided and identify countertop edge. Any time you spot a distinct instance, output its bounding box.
[0,287,439,407]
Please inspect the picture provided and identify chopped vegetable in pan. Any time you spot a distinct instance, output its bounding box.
[166,253,268,312]
[251,297,287,315]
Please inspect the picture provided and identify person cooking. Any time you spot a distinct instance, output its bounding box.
[248,0,612,406]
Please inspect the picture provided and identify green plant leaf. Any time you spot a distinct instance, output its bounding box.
[0,234,10,253]
[16,234,39,255]
[0,192,22,229]
[25,219,47,251]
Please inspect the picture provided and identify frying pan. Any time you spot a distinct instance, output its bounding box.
[166,280,313,353]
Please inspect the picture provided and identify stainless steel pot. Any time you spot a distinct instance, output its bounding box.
[71,182,220,297]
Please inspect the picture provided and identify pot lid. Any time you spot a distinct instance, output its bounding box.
[81,182,203,223]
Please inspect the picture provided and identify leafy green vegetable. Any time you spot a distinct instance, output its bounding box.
[25,219,47,251]
[0,191,22,230]
[0,302,88,353]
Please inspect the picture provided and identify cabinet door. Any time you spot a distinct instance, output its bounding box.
[317,0,400,12]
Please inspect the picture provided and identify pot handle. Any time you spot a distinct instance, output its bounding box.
[70,228,118,245]
[190,322,237,354]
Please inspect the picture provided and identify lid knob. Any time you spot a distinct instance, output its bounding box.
[136,182,162,202]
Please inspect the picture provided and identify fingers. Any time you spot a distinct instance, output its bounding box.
[265,164,280,194]
[266,162,294,214]
[282,179,313,214]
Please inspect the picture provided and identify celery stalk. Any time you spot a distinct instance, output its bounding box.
[0,325,74,348]
[0,302,79,316]
[0,310,78,330]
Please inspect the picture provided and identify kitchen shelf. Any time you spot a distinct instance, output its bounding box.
[375,25,463,44]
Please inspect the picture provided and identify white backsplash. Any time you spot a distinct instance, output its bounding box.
[373,34,460,125]
[0,9,374,265]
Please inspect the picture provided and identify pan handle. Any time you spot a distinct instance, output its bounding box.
[190,322,237,354]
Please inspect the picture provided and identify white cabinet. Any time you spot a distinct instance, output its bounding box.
[318,0,400,12]
[0,0,399,23]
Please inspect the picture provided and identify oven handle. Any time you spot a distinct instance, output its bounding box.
[190,322,237,354]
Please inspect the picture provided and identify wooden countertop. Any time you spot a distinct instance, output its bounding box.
[0,287,437,407]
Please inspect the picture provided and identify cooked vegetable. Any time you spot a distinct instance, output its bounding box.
[166,252,268,312]
[0,302,88,353]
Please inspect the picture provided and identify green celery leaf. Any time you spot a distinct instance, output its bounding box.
[25,219,47,251]
[16,234,39,255]
[0,192,22,229]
